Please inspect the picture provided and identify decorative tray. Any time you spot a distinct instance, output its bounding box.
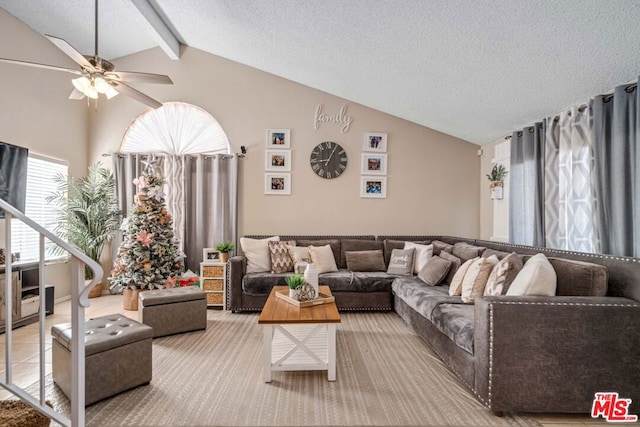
[275,289,335,307]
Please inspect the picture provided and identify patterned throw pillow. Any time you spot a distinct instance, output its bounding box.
[387,248,415,276]
[460,255,499,304]
[484,253,524,296]
[417,255,452,286]
[268,240,296,273]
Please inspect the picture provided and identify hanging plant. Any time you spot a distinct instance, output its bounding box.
[486,163,508,182]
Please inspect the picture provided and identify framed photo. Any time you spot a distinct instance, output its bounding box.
[363,132,387,152]
[361,153,387,175]
[265,149,291,171]
[360,176,387,198]
[203,248,220,261]
[265,173,291,195]
[266,129,291,148]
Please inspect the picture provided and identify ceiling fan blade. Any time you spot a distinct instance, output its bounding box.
[45,34,95,71]
[0,57,84,75]
[112,81,163,108]
[69,88,86,100]
[105,71,173,85]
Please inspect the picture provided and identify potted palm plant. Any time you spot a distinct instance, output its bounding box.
[215,241,234,263]
[47,163,121,298]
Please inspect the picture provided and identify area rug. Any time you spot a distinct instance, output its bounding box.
[29,311,540,426]
[0,400,51,426]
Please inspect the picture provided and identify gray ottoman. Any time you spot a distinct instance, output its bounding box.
[52,314,153,406]
[138,286,207,338]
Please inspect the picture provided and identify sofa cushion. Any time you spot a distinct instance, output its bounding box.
[297,239,341,267]
[418,255,451,286]
[319,270,396,292]
[484,253,524,296]
[340,239,383,269]
[268,240,296,273]
[404,241,433,274]
[383,239,430,267]
[387,248,415,276]
[240,236,280,273]
[452,242,487,262]
[548,257,608,296]
[449,257,478,296]
[242,272,292,295]
[481,248,512,260]
[431,303,475,354]
[392,277,462,322]
[439,251,461,285]
[507,253,557,296]
[309,244,339,274]
[345,250,386,272]
[431,240,454,256]
[461,255,499,303]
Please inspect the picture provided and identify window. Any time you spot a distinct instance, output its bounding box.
[11,154,68,261]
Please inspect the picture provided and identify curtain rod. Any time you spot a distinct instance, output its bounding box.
[101,152,245,159]
[504,82,638,140]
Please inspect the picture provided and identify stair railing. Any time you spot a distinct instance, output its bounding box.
[1,198,102,427]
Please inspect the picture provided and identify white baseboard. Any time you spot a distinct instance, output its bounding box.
[54,295,71,305]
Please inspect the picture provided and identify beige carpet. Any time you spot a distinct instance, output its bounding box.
[34,311,540,426]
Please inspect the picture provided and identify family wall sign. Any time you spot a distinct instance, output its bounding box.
[314,104,353,134]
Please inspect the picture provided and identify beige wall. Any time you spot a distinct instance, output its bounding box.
[89,46,481,240]
[0,9,90,300]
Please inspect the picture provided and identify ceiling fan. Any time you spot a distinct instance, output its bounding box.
[0,0,172,108]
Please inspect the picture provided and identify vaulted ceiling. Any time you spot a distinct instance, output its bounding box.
[2,0,640,145]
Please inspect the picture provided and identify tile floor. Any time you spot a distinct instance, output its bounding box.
[0,295,621,426]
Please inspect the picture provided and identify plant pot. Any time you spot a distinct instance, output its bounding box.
[490,181,504,200]
[219,252,229,263]
[122,288,142,311]
[289,288,299,301]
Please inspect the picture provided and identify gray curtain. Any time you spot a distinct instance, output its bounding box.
[509,123,545,246]
[111,152,238,281]
[592,82,640,256]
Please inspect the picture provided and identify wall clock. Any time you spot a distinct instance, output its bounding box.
[309,141,347,179]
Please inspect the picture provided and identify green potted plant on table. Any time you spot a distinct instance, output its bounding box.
[286,274,305,300]
[215,241,234,263]
[47,163,121,298]
[486,163,508,200]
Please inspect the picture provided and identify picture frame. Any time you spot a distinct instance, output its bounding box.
[363,132,387,152]
[266,129,291,148]
[202,248,220,261]
[265,173,291,195]
[360,176,387,198]
[265,149,291,171]
[361,153,387,175]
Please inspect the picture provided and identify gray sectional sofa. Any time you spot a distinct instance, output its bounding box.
[228,235,640,415]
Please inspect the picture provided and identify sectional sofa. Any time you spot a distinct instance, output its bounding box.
[227,235,640,415]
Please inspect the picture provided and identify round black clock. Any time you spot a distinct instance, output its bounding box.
[309,141,347,179]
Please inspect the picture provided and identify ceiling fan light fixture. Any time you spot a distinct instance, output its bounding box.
[93,76,110,93]
[72,76,98,99]
[105,84,119,99]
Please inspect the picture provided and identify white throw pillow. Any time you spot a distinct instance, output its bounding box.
[240,236,280,273]
[506,253,557,296]
[404,241,434,275]
[308,244,338,274]
[460,255,499,304]
[449,257,478,296]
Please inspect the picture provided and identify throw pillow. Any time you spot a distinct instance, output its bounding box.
[417,256,452,286]
[268,240,296,274]
[484,253,524,296]
[507,253,557,296]
[287,245,311,265]
[240,236,280,274]
[449,257,478,296]
[404,241,433,275]
[308,244,339,274]
[461,255,499,304]
[345,250,386,272]
[387,248,415,275]
[431,240,453,256]
[452,242,487,262]
[439,251,462,285]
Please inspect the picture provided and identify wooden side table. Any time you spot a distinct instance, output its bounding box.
[258,285,341,382]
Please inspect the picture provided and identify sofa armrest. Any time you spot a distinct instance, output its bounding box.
[474,295,640,414]
[227,256,246,312]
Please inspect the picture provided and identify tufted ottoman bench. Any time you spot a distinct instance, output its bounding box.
[52,314,153,405]
[138,286,207,338]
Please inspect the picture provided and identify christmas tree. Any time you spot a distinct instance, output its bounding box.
[109,167,183,291]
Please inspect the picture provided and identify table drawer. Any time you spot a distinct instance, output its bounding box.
[202,279,224,291]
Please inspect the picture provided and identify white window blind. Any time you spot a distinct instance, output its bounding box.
[11,154,68,261]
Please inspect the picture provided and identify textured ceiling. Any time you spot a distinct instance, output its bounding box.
[2,0,640,145]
